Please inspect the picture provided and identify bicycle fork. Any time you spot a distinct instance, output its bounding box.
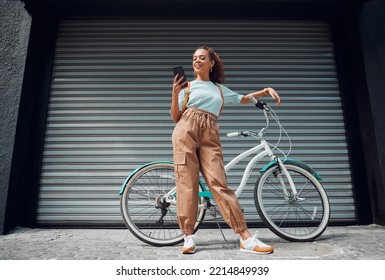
[274,158,305,202]
[261,136,303,203]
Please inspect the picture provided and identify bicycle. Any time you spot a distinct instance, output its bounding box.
[119,97,330,246]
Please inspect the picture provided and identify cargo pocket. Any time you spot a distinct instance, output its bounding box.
[173,154,186,180]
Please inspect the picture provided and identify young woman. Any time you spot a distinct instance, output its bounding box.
[170,46,281,254]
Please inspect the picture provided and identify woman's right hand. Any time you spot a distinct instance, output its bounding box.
[170,74,187,123]
[172,74,188,96]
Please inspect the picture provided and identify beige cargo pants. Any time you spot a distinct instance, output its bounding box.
[172,107,247,236]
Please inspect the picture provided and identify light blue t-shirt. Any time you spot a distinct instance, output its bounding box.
[178,80,243,116]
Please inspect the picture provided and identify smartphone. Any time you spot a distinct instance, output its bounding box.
[172,66,188,88]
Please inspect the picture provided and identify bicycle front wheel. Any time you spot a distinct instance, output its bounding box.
[255,163,330,242]
[120,162,206,246]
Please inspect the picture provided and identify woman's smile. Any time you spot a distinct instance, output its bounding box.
[193,63,203,70]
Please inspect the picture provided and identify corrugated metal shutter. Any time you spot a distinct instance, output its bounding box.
[37,18,356,226]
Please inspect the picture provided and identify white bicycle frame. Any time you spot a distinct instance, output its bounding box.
[224,138,296,198]
[163,99,299,205]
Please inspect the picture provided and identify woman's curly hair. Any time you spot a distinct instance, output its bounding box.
[194,46,225,84]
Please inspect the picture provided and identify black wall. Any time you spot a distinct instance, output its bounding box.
[358,0,385,224]
[0,0,32,234]
[4,15,57,234]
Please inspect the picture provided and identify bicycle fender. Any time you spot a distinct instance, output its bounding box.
[260,157,322,181]
[119,161,173,195]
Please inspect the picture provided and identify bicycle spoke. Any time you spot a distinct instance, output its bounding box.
[255,164,329,242]
[121,163,205,246]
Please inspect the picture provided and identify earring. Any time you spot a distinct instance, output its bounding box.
[210,67,213,72]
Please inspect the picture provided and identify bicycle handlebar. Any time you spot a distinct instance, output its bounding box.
[227,132,241,137]
[250,96,269,111]
[226,97,270,138]
[226,131,255,138]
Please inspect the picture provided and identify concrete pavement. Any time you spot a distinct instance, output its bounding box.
[1,224,385,260]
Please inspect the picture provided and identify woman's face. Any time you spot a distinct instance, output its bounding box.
[192,49,215,76]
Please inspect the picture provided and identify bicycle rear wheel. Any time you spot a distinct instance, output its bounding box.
[255,163,330,242]
[120,162,206,246]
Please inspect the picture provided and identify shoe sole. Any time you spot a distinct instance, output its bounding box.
[240,248,274,255]
[181,246,196,254]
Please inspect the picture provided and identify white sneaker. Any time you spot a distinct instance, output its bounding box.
[181,235,196,254]
[240,231,274,254]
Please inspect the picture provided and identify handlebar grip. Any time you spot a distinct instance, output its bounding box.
[255,100,268,110]
[227,132,241,137]
[250,96,269,111]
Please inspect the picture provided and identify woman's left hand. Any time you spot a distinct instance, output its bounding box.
[265,87,281,107]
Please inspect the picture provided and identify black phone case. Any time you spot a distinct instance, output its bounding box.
[172,66,187,85]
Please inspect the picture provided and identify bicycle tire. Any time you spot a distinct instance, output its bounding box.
[254,163,330,242]
[120,162,206,246]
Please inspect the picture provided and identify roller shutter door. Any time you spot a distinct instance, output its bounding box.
[37,18,356,226]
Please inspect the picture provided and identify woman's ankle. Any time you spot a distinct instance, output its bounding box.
[239,229,252,241]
